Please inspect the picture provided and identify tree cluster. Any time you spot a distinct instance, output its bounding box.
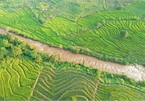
[0,34,57,64]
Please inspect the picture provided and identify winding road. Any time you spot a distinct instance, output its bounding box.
[0,28,145,81]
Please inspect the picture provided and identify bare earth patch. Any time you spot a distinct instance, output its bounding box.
[0,28,145,81]
[0,28,6,33]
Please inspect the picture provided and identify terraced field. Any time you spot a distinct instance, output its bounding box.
[30,67,145,101]
[44,17,82,36]
[30,67,98,100]
[1,1,145,100]
[0,8,70,46]
[2,59,145,100]
[78,10,137,28]
[1,34,145,100]
[124,1,145,17]
[97,84,145,100]
[1,4,145,65]
[0,58,41,100]
[67,20,145,63]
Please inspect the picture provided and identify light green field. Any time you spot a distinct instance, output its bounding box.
[124,1,145,18]
[0,8,72,45]
[1,4,145,65]
[97,84,145,100]
[30,67,145,101]
[66,20,145,64]
[0,58,41,100]
[2,59,145,100]
[44,17,82,36]
[78,10,137,28]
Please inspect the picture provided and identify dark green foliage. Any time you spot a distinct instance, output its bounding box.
[35,54,42,63]
[0,96,4,100]
[0,35,49,63]
[120,29,129,38]
[11,46,22,57]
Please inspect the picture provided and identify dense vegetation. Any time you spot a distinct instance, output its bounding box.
[1,34,145,100]
[1,0,145,100]
[0,0,145,66]
[0,0,140,21]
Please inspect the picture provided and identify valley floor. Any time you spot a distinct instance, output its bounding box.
[0,28,145,81]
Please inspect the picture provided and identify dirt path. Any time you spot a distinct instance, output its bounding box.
[0,28,145,81]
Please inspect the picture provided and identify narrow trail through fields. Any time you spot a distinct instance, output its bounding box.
[0,28,145,81]
[28,68,42,101]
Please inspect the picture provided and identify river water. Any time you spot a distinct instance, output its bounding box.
[0,28,145,81]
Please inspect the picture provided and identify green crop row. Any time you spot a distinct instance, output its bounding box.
[30,67,98,100]
[30,66,145,101]
[0,58,41,100]
[97,84,145,100]
[66,19,145,65]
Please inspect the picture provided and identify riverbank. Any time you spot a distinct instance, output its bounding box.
[0,28,145,81]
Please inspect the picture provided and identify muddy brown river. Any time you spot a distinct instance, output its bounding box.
[0,28,145,81]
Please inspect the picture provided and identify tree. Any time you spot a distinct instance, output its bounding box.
[0,47,8,56]
[120,79,124,84]
[30,51,38,59]
[135,17,140,20]
[116,6,122,10]
[96,23,102,29]
[14,37,21,46]
[2,39,9,47]
[7,34,14,42]
[12,47,22,57]
[49,55,59,62]
[41,53,49,61]
[0,54,3,60]
[59,44,63,49]
[19,42,27,51]
[120,29,129,38]
[6,26,10,32]
[35,54,42,63]
[69,46,80,54]
[101,20,106,25]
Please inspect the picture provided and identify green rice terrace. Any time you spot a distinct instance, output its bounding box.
[1,34,145,100]
[1,0,145,100]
